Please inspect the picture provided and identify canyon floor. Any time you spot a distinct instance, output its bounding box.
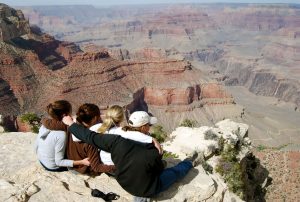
[227,86,300,149]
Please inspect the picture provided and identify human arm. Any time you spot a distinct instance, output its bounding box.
[120,130,162,154]
[54,133,90,167]
[120,130,152,143]
[146,148,165,175]
[62,116,120,152]
[54,132,74,167]
[73,158,90,166]
[152,138,163,155]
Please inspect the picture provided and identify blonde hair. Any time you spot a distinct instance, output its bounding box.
[98,105,124,133]
[122,125,143,132]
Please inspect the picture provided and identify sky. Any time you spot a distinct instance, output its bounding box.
[1,0,299,6]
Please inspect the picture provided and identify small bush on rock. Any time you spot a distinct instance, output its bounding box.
[216,137,225,155]
[163,151,179,159]
[150,125,167,143]
[216,144,245,199]
[20,113,41,133]
[179,119,198,128]
[204,129,219,140]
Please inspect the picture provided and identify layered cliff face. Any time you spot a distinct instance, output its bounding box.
[0,4,30,41]
[0,78,20,115]
[0,4,237,132]
[212,5,300,31]
[212,57,300,107]
[20,3,300,108]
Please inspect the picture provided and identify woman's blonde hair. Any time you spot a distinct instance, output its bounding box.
[98,105,124,133]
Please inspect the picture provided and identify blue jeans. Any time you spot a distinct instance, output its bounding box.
[157,160,193,194]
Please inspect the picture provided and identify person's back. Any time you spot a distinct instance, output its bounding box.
[94,107,163,196]
[93,107,154,166]
[35,100,90,172]
[67,103,115,174]
[36,125,70,169]
[110,136,163,197]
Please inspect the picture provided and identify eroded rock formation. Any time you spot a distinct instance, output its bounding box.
[0,4,30,41]
[0,4,236,132]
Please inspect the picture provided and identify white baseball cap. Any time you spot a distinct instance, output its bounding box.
[128,111,157,127]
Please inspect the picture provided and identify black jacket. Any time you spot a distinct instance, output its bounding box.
[69,123,164,197]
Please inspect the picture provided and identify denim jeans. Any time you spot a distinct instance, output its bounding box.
[157,160,193,194]
[132,160,192,202]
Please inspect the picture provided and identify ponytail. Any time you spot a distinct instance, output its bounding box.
[98,116,114,133]
[98,105,124,134]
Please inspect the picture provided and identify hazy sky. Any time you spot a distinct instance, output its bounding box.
[1,0,299,6]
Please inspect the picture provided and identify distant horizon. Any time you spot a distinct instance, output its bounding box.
[1,0,299,7]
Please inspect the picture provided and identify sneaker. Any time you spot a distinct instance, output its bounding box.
[184,151,204,167]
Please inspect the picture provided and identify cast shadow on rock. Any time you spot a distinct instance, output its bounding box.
[241,153,273,202]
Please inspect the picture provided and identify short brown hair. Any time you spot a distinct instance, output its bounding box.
[47,100,72,121]
[76,103,100,126]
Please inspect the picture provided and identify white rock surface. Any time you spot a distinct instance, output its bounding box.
[0,119,248,202]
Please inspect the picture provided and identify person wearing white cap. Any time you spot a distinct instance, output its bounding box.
[62,112,201,201]
[123,111,158,134]
[89,106,162,167]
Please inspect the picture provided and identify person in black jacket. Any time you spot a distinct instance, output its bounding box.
[62,114,198,199]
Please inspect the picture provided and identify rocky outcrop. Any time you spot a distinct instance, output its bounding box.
[0,120,261,202]
[0,4,30,41]
[144,86,200,106]
[164,119,271,201]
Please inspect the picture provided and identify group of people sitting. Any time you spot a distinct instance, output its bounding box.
[35,100,201,201]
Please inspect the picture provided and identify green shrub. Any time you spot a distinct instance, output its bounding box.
[256,144,289,151]
[179,119,198,128]
[256,145,267,151]
[216,137,225,155]
[20,113,41,133]
[216,144,245,199]
[163,151,179,159]
[150,125,167,143]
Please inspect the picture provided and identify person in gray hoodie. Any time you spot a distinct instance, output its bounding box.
[35,100,90,172]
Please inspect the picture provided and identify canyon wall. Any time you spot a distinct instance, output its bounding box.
[0,4,30,41]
